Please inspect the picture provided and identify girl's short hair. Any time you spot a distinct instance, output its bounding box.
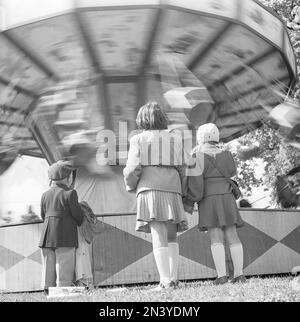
[136,102,168,130]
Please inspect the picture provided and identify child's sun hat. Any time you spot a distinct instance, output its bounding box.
[48,160,75,181]
[197,123,219,144]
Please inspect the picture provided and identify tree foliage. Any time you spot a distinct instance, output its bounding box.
[231,125,299,205]
[259,0,299,19]
[225,1,300,208]
[259,0,300,97]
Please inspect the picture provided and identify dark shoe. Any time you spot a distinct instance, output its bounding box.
[74,279,90,289]
[43,288,49,295]
[170,280,180,288]
[213,276,228,285]
[231,275,246,284]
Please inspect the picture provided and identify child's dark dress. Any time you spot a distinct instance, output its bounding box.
[185,144,243,231]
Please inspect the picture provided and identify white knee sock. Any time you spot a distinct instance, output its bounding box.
[229,243,244,278]
[153,247,171,285]
[168,243,179,282]
[211,243,226,278]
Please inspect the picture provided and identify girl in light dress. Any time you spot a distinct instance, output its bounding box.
[124,102,188,290]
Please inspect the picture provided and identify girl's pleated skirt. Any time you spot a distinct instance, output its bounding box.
[197,193,244,231]
[136,190,188,233]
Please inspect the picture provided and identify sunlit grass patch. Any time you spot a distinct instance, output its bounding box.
[0,276,299,302]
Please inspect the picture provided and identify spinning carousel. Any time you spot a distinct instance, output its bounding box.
[0,0,299,293]
[0,0,297,164]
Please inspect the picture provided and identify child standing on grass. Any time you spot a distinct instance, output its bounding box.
[39,160,84,294]
[184,123,246,285]
[123,102,188,290]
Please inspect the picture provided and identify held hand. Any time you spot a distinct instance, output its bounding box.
[183,203,194,215]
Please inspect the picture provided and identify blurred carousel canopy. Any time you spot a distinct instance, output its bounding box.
[0,0,297,164]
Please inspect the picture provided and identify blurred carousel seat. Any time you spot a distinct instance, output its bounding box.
[269,101,300,129]
[62,133,96,164]
[71,145,96,168]
[33,98,58,118]
[35,87,77,115]
[236,144,261,161]
[60,131,114,175]
[269,102,300,148]
[38,92,72,107]
[54,103,87,128]
[164,86,215,127]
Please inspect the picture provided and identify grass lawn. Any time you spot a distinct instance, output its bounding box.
[0,276,299,302]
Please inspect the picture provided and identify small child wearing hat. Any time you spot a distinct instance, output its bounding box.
[39,160,84,293]
[184,123,245,285]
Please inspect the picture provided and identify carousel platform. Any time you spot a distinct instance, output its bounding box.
[0,208,299,293]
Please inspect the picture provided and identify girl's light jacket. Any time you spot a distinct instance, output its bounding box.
[123,130,187,196]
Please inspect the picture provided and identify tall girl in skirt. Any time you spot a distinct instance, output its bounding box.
[184,123,245,285]
[123,102,188,290]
